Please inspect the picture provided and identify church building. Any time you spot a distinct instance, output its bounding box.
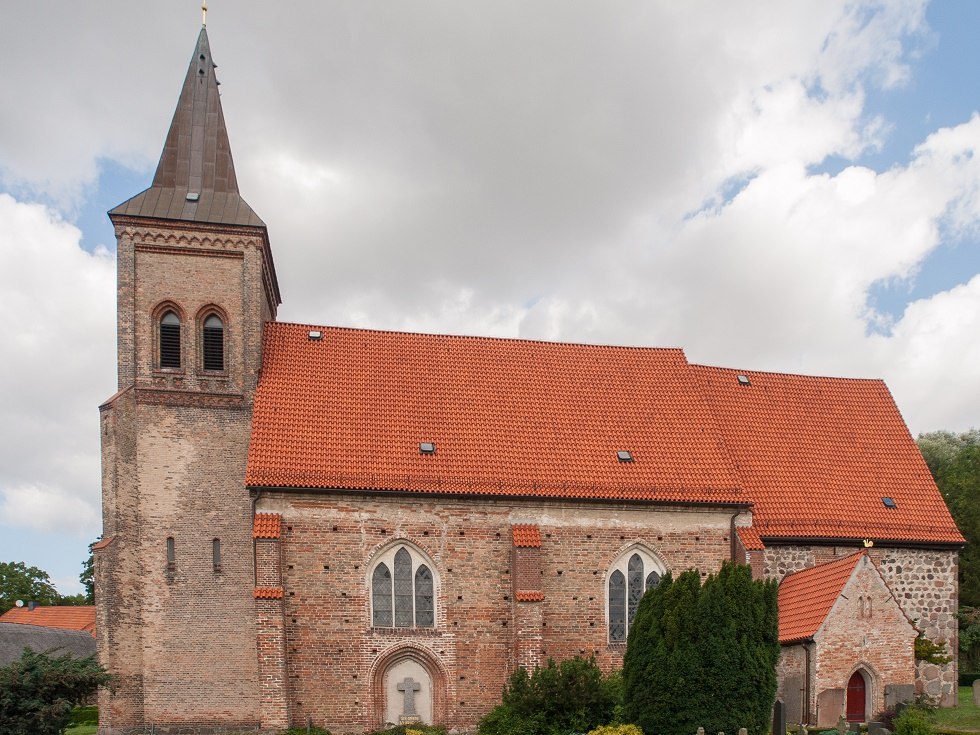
[95,26,963,735]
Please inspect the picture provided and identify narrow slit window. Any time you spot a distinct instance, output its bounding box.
[212,538,221,571]
[203,315,224,371]
[160,311,181,368]
[166,537,176,569]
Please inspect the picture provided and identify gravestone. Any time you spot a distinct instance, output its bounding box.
[397,676,422,725]
[772,700,786,735]
[884,683,915,710]
[816,689,845,728]
[973,679,980,706]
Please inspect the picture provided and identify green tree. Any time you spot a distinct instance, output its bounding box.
[479,657,620,735]
[623,563,779,735]
[0,648,111,735]
[0,562,60,615]
[917,430,980,607]
[79,540,97,604]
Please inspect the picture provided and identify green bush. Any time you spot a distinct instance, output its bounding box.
[587,725,644,735]
[958,671,980,687]
[69,705,99,725]
[0,648,111,735]
[893,705,933,735]
[478,656,621,735]
[365,726,445,735]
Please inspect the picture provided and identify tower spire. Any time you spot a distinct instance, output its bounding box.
[110,27,264,227]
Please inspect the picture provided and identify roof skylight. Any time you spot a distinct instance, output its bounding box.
[617,450,634,463]
[419,442,436,455]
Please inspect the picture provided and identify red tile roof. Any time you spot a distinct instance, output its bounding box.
[253,587,284,600]
[695,366,963,545]
[92,536,114,551]
[515,590,545,602]
[253,513,281,539]
[778,552,864,643]
[513,524,542,548]
[0,605,96,635]
[247,325,745,504]
[736,526,765,551]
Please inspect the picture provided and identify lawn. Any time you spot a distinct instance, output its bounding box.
[932,687,980,733]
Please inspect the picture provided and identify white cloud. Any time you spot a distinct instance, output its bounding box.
[0,194,114,535]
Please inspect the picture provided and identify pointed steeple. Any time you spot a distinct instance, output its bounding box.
[111,28,264,227]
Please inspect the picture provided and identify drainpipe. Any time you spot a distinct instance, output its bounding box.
[250,489,263,586]
[804,642,814,725]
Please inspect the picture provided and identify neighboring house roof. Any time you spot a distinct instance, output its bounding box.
[0,606,96,635]
[778,552,865,643]
[246,323,962,547]
[0,622,96,666]
[110,28,264,229]
[247,324,746,505]
[694,366,962,545]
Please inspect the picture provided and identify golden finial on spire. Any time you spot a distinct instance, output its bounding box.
[202,1,208,26]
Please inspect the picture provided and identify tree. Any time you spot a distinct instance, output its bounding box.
[917,430,980,607]
[79,540,97,605]
[0,648,111,735]
[623,563,779,735]
[0,562,60,615]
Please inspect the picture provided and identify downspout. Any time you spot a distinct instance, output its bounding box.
[730,513,740,562]
[250,488,263,586]
[805,641,814,725]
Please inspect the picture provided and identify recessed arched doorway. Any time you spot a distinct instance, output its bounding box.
[846,670,867,723]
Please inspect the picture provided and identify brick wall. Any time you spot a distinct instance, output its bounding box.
[256,492,737,733]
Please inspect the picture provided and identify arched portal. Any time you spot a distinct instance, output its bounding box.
[846,670,867,723]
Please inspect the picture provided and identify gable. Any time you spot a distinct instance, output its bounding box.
[779,552,863,644]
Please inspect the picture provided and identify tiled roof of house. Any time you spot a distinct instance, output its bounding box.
[246,324,745,504]
[253,513,282,539]
[694,366,963,544]
[513,524,542,548]
[0,605,96,635]
[778,552,864,643]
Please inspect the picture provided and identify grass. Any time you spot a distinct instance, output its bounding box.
[932,687,980,733]
[64,725,97,735]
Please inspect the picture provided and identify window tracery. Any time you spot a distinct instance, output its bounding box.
[370,544,436,629]
[607,546,664,642]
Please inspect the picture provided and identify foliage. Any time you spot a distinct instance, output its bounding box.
[278,727,332,735]
[959,607,980,673]
[917,430,980,607]
[478,656,621,735]
[586,725,644,735]
[892,704,934,735]
[0,561,61,615]
[365,726,445,735]
[69,705,99,725]
[914,635,952,665]
[622,563,779,735]
[0,648,111,735]
[80,540,97,605]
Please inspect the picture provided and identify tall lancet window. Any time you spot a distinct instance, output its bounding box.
[607,547,664,642]
[160,311,181,369]
[370,543,437,629]
[202,314,224,371]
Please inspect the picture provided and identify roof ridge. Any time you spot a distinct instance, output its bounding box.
[692,363,887,384]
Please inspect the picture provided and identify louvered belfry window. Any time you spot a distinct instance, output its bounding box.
[202,314,224,371]
[159,311,181,368]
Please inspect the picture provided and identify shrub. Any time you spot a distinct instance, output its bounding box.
[587,725,644,735]
[365,726,445,735]
[69,705,99,725]
[478,657,621,735]
[278,727,331,735]
[0,648,111,735]
[893,705,933,735]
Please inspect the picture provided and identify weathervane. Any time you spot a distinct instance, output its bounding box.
[202,1,208,26]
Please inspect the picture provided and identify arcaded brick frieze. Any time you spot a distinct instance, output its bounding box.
[256,492,737,733]
[763,544,959,706]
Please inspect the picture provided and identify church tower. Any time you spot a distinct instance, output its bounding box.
[96,25,280,733]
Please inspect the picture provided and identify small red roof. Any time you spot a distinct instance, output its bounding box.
[515,590,545,602]
[695,366,963,545]
[253,513,282,539]
[253,587,284,600]
[0,605,95,636]
[513,524,542,548]
[247,324,744,504]
[736,526,765,551]
[778,552,864,643]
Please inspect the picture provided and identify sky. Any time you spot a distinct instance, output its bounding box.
[1,1,979,596]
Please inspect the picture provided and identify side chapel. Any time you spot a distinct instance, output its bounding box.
[94,25,964,735]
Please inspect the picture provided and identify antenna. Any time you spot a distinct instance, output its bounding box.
[14,599,24,608]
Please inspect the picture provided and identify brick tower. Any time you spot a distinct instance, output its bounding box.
[96,25,280,733]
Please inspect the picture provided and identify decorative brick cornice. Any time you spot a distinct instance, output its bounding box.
[135,388,246,410]
[253,587,284,600]
[135,243,245,259]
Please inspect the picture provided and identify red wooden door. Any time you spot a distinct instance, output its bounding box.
[846,671,866,722]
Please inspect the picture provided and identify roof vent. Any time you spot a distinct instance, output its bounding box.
[617,450,634,463]
[419,442,436,455]
[736,375,751,386]
[308,330,323,340]
[186,192,200,202]
[882,497,897,509]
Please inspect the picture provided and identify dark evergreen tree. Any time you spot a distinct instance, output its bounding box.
[623,563,779,735]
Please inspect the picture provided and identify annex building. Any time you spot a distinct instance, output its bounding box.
[94,26,964,735]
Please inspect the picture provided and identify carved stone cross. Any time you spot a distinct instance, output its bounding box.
[397,677,421,716]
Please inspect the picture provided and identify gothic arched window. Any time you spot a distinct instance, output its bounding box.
[370,544,436,629]
[159,311,181,368]
[607,547,664,642]
[202,314,224,371]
